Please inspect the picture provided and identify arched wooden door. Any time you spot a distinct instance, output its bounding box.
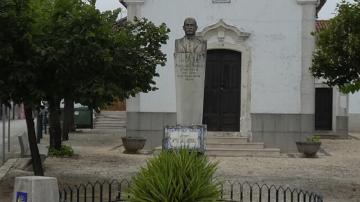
[203,49,241,131]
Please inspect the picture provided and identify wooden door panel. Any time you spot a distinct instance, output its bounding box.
[315,88,333,130]
[203,50,241,131]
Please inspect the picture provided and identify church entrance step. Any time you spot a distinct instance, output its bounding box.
[206,137,248,144]
[206,148,281,157]
[207,131,243,137]
[206,142,264,150]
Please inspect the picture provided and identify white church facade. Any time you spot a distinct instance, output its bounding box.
[123,0,348,152]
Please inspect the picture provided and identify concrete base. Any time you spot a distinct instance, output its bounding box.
[13,176,59,202]
[127,112,318,152]
[251,113,314,152]
[336,116,348,136]
[126,112,176,149]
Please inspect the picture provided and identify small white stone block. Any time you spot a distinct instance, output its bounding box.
[13,176,59,202]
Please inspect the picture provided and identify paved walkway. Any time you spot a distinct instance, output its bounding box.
[0,119,28,165]
[1,130,360,201]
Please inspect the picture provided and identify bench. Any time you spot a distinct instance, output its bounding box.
[18,132,48,159]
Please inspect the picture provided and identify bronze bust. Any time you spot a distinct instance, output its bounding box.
[175,18,207,53]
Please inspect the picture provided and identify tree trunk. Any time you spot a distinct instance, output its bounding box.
[69,100,75,132]
[48,97,62,150]
[23,102,44,176]
[62,97,74,140]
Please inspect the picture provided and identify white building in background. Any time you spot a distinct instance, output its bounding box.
[349,93,360,132]
[123,0,348,152]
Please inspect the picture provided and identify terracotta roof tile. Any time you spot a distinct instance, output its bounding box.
[316,20,329,32]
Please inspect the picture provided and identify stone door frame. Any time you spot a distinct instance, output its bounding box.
[198,19,252,138]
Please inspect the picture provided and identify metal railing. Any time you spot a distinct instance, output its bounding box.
[59,179,131,202]
[59,179,323,202]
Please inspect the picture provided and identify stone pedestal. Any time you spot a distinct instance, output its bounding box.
[175,38,206,125]
[13,176,59,202]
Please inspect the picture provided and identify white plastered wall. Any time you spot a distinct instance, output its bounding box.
[126,0,316,116]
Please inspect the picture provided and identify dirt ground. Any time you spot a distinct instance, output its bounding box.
[1,131,360,202]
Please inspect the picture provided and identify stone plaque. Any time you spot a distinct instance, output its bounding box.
[175,18,207,125]
[163,125,206,153]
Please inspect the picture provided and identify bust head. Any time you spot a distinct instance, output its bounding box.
[183,17,198,37]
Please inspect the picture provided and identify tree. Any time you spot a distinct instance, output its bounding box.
[32,0,169,149]
[0,0,44,175]
[1,0,169,155]
[311,0,360,93]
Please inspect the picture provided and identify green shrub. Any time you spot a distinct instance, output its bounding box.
[306,135,321,142]
[128,149,220,202]
[48,145,74,157]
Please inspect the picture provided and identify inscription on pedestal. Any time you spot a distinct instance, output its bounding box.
[175,54,203,81]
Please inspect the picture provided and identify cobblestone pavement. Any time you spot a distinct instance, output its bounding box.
[1,130,360,201]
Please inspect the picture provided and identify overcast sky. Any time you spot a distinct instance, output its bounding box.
[95,0,353,20]
[318,0,354,19]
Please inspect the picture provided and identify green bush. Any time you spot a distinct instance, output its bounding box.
[128,149,220,202]
[306,135,321,142]
[48,145,74,157]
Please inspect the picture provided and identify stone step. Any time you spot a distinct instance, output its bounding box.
[206,137,248,144]
[96,116,125,119]
[100,111,126,113]
[94,121,126,125]
[206,148,281,157]
[97,114,126,117]
[96,116,126,120]
[94,121,126,124]
[94,124,126,128]
[207,131,242,137]
[94,126,126,129]
[99,112,126,116]
[206,142,264,150]
[82,128,126,134]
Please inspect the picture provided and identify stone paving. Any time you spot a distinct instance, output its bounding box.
[0,119,28,165]
[1,130,360,201]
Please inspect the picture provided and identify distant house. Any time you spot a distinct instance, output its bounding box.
[123,0,348,152]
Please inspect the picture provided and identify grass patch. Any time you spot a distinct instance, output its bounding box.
[48,145,74,157]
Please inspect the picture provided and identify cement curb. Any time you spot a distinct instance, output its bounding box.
[0,158,17,181]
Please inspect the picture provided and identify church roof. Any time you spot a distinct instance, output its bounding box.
[315,20,329,32]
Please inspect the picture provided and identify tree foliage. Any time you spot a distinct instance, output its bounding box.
[33,0,170,149]
[311,0,360,93]
[1,0,170,153]
[0,0,44,175]
[0,0,40,105]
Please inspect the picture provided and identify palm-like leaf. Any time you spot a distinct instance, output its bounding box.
[128,149,220,202]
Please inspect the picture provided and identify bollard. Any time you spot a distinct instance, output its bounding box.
[13,176,59,202]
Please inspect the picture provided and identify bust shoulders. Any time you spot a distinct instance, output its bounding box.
[175,36,207,53]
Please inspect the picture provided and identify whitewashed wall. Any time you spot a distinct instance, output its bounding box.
[349,93,360,113]
[349,92,360,132]
[127,0,305,114]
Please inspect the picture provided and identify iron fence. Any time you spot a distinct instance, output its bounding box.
[59,179,323,202]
